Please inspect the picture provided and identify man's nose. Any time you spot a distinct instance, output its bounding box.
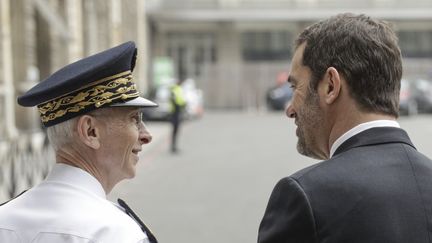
[285,103,296,119]
[139,122,152,144]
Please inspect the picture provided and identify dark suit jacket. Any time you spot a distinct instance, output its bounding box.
[258,127,432,243]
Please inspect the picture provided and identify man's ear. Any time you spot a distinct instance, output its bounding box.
[76,115,101,149]
[320,67,342,104]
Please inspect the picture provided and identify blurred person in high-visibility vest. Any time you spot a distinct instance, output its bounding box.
[169,79,187,153]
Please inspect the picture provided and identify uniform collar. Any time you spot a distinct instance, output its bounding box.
[330,120,400,158]
[45,163,106,199]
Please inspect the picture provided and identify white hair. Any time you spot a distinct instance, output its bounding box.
[46,108,120,151]
[46,117,77,151]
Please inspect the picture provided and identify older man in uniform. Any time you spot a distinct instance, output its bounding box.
[0,41,158,243]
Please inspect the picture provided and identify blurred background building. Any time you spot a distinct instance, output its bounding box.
[1,0,432,201]
[146,0,432,109]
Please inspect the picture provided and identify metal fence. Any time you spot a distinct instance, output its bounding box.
[0,132,54,202]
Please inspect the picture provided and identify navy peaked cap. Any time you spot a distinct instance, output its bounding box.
[17,41,157,127]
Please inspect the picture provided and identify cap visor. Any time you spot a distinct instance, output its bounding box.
[110,97,158,108]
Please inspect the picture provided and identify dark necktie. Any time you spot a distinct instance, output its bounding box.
[117,198,158,243]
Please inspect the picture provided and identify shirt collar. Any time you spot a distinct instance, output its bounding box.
[45,163,106,199]
[330,120,400,158]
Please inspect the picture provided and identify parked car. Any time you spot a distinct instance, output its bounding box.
[142,84,172,121]
[182,79,204,119]
[142,79,204,121]
[266,71,292,111]
[266,82,293,111]
[411,78,432,113]
[399,79,418,116]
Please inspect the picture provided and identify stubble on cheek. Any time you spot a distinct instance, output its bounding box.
[294,90,324,159]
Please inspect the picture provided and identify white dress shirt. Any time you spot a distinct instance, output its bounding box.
[0,163,149,243]
[330,120,400,158]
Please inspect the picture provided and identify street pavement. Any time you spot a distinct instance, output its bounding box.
[109,112,432,243]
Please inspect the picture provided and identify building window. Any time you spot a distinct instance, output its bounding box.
[166,32,216,79]
[242,31,292,61]
[398,31,432,58]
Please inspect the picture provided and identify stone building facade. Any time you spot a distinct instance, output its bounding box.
[147,0,432,110]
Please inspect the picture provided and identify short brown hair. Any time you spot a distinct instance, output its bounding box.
[296,13,402,117]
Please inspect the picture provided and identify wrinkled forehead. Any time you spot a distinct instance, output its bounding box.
[290,43,306,71]
[90,106,140,117]
[288,43,314,89]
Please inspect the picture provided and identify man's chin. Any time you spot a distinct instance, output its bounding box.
[125,166,137,179]
[297,143,325,160]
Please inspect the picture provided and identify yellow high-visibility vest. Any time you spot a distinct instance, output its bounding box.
[170,84,186,112]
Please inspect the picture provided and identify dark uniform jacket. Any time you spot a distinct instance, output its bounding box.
[258,127,432,243]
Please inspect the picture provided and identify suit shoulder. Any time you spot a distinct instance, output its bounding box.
[260,176,318,243]
[290,160,327,181]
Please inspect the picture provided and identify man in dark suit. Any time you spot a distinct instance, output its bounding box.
[258,13,432,243]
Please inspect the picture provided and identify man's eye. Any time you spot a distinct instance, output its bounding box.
[132,112,143,126]
[131,115,140,124]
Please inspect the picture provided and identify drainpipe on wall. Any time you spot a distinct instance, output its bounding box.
[1,0,18,139]
[111,0,122,45]
[66,0,83,62]
[137,0,149,92]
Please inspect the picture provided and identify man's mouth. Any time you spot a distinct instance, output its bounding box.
[132,148,141,155]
